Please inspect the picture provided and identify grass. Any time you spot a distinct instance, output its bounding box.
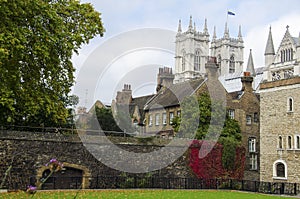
[0,189,297,199]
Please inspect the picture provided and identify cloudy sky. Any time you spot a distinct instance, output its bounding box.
[72,0,300,108]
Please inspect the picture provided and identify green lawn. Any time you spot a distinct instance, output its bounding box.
[0,189,297,199]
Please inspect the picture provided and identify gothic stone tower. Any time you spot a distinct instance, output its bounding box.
[174,16,210,83]
[210,23,244,76]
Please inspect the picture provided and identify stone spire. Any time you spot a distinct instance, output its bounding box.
[223,22,229,38]
[212,26,217,41]
[203,18,209,35]
[264,26,275,55]
[188,15,193,31]
[246,49,256,76]
[238,25,243,41]
[177,19,182,33]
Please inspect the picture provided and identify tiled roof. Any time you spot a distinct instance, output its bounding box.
[144,78,206,110]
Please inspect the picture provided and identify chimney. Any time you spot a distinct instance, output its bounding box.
[156,67,174,92]
[205,56,219,79]
[241,72,254,92]
[116,84,132,104]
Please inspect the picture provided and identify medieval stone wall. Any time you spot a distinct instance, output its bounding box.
[260,82,300,183]
[0,130,191,190]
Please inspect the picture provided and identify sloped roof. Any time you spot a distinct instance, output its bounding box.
[130,94,155,119]
[219,67,265,93]
[144,78,206,110]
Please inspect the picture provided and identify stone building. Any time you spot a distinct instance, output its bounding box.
[259,26,300,183]
[174,17,244,83]
[142,57,260,180]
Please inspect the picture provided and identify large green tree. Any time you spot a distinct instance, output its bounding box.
[0,0,104,128]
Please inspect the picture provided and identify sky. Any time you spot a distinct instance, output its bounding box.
[72,0,300,109]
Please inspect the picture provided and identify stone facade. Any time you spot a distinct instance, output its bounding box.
[259,25,300,183]
[174,16,244,83]
[259,78,300,183]
[0,131,192,190]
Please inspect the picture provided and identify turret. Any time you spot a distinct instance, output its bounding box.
[246,49,256,76]
[264,26,275,67]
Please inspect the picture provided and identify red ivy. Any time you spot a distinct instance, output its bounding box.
[189,140,246,180]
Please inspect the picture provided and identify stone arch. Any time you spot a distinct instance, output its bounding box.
[36,162,91,189]
[273,159,287,179]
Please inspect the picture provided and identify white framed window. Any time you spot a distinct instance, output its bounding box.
[169,112,174,124]
[273,160,287,180]
[287,97,294,112]
[287,135,292,149]
[250,154,257,170]
[246,115,252,125]
[228,109,235,119]
[149,115,153,126]
[249,138,256,152]
[278,136,283,149]
[194,49,201,71]
[295,135,300,149]
[162,113,167,125]
[155,114,160,126]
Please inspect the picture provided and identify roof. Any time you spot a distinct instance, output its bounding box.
[130,94,155,119]
[144,78,206,110]
[219,67,265,93]
[264,27,275,55]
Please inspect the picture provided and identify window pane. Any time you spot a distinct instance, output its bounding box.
[276,163,285,177]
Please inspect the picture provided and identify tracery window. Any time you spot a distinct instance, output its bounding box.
[182,50,186,71]
[194,49,201,71]
[229,55,235,73]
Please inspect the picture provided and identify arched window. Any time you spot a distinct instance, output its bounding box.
[290,48,293,60]
[278,136,283,149]
[276,163,285,177]
[273,160,287,179]
[287,49,291,61]
[287,97,293,112]
[182,50,186,71]
[281,50,283,62]
[229,55,235,74]
[194,50,201,71]
[288,135,292,149]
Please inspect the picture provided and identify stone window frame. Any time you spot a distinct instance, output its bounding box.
[155,113,160,126]
[182,49,186,71]
[273,160,288,180]
[248,137,256,152]
[295,135,300,150]
[228,109,235,119]
[249,153,258,170]
[162,112,167,125]
[278,136,283,150]
[148,114,153,126]
[169,112,174,124]
[229,54,235,74]
[194,49,201,71]
[253,112,259,123]
[177,110,181,117]
[287,97,294,113]
[287,135,293,150]
[246,115,252,125]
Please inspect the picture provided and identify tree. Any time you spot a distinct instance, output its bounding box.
[0,0,104,128]
[171,91,243,171]
[95,106,121,132]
